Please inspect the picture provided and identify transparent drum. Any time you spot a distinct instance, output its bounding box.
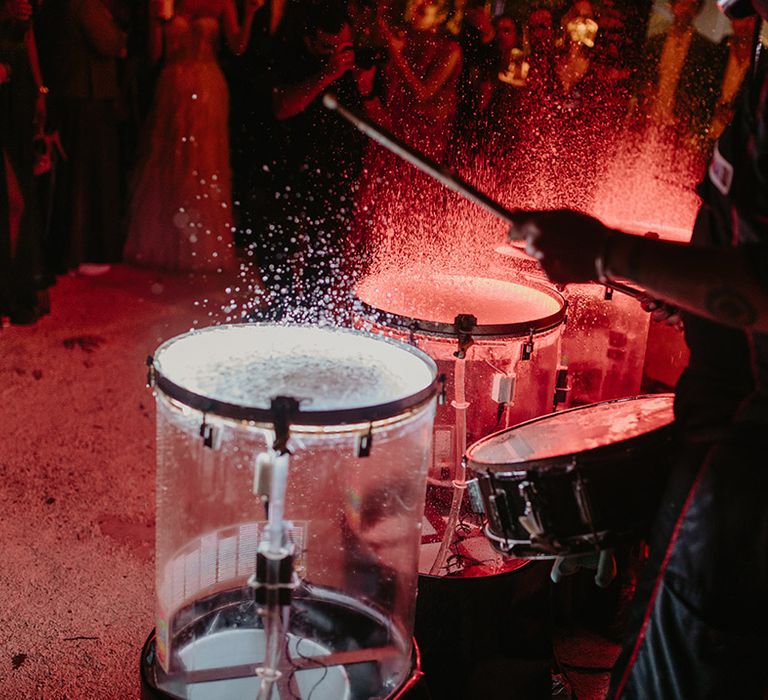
[354,271,566,483]
[142,324,439,700]
[491,244,652,407]
[559,284,651,407]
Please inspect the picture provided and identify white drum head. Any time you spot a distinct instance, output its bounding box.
[356,272,563,329]
[152,324,438,423]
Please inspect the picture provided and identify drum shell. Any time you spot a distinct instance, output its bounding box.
[487,253,652,407]
[152,391,435,697]
[470,405,676,558]
[354,319,564,479]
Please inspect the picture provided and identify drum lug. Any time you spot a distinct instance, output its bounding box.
[604,286,614,301]
[356,423,374,458]
[453,314,477,359]
[573,471,597,533]
[146,355,156,388]
[199,416,221,449]
[271,396,300,455]
[517,480,544,536]
[466,478,486,514]
[553,366,570,409]
[488,490,512,537]
[521,329,534,360]
[437,373,447,405]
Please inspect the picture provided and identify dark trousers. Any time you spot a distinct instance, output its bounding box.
[610,425,768,699]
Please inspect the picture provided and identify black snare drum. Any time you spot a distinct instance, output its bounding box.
[467,395,676,558]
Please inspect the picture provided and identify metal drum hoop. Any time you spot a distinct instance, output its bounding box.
[148,324,441,427]
[354,279,567,339]
[467,394,676,477]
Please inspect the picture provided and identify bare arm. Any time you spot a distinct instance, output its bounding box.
[272,47,353,120]
[511,210,768,333]
[221,0,261,56]
[602,231,768,332]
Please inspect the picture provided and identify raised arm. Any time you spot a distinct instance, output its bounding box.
[221,0,262,56]
[510,210,768,333]
[272,46,353,120]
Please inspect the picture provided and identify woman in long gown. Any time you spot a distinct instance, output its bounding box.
[124,0,259,273]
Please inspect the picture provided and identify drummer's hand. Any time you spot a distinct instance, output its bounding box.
[551,550,616,588]
[509,209,611,284]
[639,295,684,330]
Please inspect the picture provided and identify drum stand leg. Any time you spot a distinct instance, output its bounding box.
[429,357,470,575]
[248,450,296,700]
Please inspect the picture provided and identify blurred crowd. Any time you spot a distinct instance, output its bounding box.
[0,0,759,324]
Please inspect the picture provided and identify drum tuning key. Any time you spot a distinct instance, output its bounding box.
[453,314,477,359]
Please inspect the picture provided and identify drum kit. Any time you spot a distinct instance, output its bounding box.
[139,103,681,699]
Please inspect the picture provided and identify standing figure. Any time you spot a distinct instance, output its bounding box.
[38,0,128,275]
[261,1,384,321]
[124,0,259,273]
[0,0,49,323]
[380,0,462,161]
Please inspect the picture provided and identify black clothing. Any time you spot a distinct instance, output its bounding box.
[0,20,46,321]
[610,41,768,699]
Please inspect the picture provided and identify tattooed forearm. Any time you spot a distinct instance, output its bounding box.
[705,288,758,327]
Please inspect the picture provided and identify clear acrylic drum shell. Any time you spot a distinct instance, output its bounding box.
[559,284,651,407]
[467,395,676,557]
[351,275,567,476]
[487,250,652,407]
[149,324,440,699]
[153,392,436,697]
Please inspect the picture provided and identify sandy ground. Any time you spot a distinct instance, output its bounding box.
[0,265,616,699]
[0,266,240,699]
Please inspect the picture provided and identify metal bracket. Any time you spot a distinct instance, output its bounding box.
[453,314,477,359]
[466,478,486,514]
[521,329,534,360]
[199,415,220,449]
[146,356,156,388]
[553,366,570,409]
[271,396,300,455]
[603,286,614,301]
[248,547,297,606]
[437,373,447,405]
[356,423,374,457]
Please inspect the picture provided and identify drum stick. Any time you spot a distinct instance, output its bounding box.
[323,93,524,237]
[323,94,648,301]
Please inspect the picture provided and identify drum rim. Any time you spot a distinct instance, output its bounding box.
[466,394,676,472]
[149,323,441,425]
[353,276,567,338]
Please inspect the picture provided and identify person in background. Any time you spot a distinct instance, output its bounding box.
[452,0,496,159]
[379,0,462,161]
[123,0,260,273]
[37,0,127,277]
[0,0,49,324]
[708,13,758,140]
[258,0,384,321]
[636,0,729,155]
[510,0,768,694]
